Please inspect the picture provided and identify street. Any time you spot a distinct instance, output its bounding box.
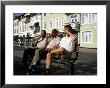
[14,46,97,75]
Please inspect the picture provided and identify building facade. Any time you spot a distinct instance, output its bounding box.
[13,13,97,48]
[13,13,41,38]
[41,13,67,33]
[80,13,97,48]
[41,13,97,48]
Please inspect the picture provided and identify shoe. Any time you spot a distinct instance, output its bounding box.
[25,69,32,75]
[28,64,36,69]
[25,72,31,75]
[26,67,35,75]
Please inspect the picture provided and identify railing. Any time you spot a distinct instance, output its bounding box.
[14,37,34,47]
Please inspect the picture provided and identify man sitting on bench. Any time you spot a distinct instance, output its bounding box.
[22,30,48,67]
[45,25,77,74]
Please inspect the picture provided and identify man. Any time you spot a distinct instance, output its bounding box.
[29,29,60,67]
[22,30,47,67]
[46,29,61,50]
[45,25,77,74]
[26,29,61,74]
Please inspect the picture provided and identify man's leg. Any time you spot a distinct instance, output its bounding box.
[46,52,52,70]
[22,48,29,65]
[39,49,48,64]
[29,48,36,63]
[31,49,48,65]
[51,47,65,54]
[26,48,39,74]
[31,49,40,65]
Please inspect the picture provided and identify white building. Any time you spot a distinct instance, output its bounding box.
[13,13,41,38]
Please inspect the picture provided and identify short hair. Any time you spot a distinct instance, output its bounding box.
[64,25,74,33]
[64,25,72,30]
[41,30,46,34]
[52,29,58,34]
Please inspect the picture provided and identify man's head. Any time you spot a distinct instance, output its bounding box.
[64,25,74,36]
[51,29,58,38]
[41,30,46,38]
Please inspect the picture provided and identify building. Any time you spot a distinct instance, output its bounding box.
[13,13,41,38]
[41,13,97,48]
[41,13,67,33]
[80,13,97,48]
[13,13,97,48]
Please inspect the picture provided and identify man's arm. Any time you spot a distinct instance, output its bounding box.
[64,29,77,41]
[44,37,48,49]
[34,36,41,46]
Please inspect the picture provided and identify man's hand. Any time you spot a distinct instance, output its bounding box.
[64,29,77,41]
[63,29,69,34]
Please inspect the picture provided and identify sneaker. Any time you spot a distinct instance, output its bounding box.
[26,66,36,75]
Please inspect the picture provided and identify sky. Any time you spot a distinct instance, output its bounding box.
[13,13,25,17]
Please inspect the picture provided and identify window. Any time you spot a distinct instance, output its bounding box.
[20,26,21,32]
[61,17,66,28]
[44,13,46,16]
[27,23,30,31]
[44,22,46,29]
[17,29,18,33]
[25,23,28,31]
[84,13,88,24]
[35,22,39,27]
[49,20,53,28]
[81,16,84,24]
[81,13,97,24]
[82,31,92,43]
[14,29,15,34]
[81,13,89,24]
[14,22,16,27]
[22,22,24,32]
[23,23,25,32]
[62,17,66,25]
[89,14,92,23]
[92,14,97,23]
[25,17,30,23]
[55,18,59,28]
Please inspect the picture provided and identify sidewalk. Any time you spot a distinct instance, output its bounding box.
[80,48,97,53]
[79,48,97,62]
[14,46,97,75]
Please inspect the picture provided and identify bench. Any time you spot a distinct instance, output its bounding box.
[25,44,80,75]
[52,44,80,75]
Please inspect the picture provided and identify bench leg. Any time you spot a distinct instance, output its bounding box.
[70,64,74,75]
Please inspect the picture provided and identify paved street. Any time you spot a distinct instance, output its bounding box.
[14,46,97,75]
